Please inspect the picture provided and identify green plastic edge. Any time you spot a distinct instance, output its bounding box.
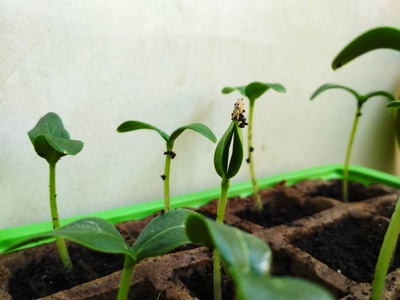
[1,164,399,251]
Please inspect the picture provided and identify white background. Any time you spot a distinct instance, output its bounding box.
[1,1,400,229]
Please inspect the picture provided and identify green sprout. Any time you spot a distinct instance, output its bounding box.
[2,209,195,300]
[222,83,286,210]
[117,121,216,211]
[310,84,394,202]
[185,213,334,300]
[28,112,84,270]
[212,99,247,300]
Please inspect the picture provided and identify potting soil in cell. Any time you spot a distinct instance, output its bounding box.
[292,216,400,283]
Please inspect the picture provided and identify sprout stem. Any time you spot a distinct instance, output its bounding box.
[49,163,73,271]
[163,150,172,211]
[371,195,400,300]
[213,249,222,300]
[247,102,262,210]
[216,176,230,223]
[343,105,361,202]
[117,255,136,300]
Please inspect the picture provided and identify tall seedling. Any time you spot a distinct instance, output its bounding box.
[222,82,286,209]
[310,84,393,202]
[28,112,84,270]
[117,121,216,211]
[212,98,247,300]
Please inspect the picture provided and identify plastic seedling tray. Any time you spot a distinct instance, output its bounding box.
[1,164,399,251]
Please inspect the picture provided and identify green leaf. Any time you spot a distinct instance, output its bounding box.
[245,82,286,103]
[214,121,243,179]
[310,83,361,102]
[132,209,195,262]
[387,100,400,109]
[186,213,271,277]
[117,121,170,144]
[2,218,135,258]
[222,86,247,97]
[28,112,84,164]
[364,91,394,102]
[169,123,217,147]
[234,274,334,300]
[332,27,400,70]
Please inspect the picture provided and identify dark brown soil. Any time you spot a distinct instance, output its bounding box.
[307,179,388,202]
[180,260,235,300]
[292,215,400,283]
[8,243,125,300]
[235,202,318,228]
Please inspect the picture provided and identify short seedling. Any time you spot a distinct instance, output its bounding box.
[2,209,195,300]
[222,82,286,209]
[310,84,394,202]
[212,98,247,300]
[117,121,216,211]
[28,112,84,270]
[185,213,334,300]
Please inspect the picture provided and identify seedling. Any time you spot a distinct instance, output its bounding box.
[117,121,216,211]
[212,99,247,300]
[310,84,394,202]
[185,213,334,300]
[222,82,286,209]
[28,112,84,270]
[2,209,195,300]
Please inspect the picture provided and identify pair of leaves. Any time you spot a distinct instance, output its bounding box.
[214,121,243,179]
[310,83,394,106]
[2,209,195,265]
[117,121,216,150]
[185,213,334,300]
[222,82,286,105]
[28,112,84,164]
[332,27,400,70]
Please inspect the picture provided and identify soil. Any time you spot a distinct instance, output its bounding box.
[292,215,400,283]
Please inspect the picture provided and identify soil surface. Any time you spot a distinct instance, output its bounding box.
[8,243,125,300]
[292,215,400,283]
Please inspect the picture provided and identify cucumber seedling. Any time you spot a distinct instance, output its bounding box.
[28,112,84,270]
[310,84,394,203]
[222,82,286,209]
[117,121,216,211]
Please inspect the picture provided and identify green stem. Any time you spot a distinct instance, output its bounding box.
[49,163,73,270]
[163,149,172,211]
[213,248,222,300]
[371,195,400,300]
[343,105,361,203]
[117,255,136,300]
[247,102,262,210]
[216,176,230,223]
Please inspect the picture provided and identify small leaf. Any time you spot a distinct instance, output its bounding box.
[186,213,271,277]
[169,123,217,147]
[245,82,286,103]
[332,27,400,70]
[310,83,361,102]
[28,112,84,164]
[387,100,400,109]
[117,121,170,144]
[227,122,243,178]
[132,209,195,262]
[2,218,135,258]
[222,86,247,97]
[364,91,394,102]
[214,121,235,178]
[234,274,335,300]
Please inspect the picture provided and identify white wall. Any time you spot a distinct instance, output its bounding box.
[1,1,400,229]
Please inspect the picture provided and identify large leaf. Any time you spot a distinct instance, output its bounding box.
[132,209,195,262]
[332,27,400,70]
[214,121,243,179]
[169,123,217,147]
[186,213,271,277]
[310,83,361,102]
[28,112,84,164]
[234,274,334,300]
[117,121,170,144]
[2,218,135,258]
